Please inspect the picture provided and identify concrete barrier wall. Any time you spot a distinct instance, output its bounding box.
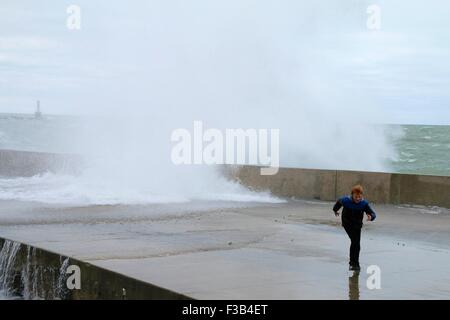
[225,166,338,201]
[0,237,191,300]
[1,150,448,208]
[0,149,82,177]
[389,173,450,207]
[224,165,450,208]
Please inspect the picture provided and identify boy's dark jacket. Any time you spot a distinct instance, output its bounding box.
[333,196,376,228]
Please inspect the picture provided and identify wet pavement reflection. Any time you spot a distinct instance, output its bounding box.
[348,271,360,300]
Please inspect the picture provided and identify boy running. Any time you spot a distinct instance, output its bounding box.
[333,185,377,271]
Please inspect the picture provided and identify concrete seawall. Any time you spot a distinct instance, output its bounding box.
[224,165,450,208]
[0,149,82,177]
[0,149,448,208]
[0,237,191,300]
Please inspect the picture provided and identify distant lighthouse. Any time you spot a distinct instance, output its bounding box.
[34,100,42,119]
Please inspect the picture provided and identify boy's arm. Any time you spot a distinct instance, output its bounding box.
[364,203,377,221]
[333,198,343,216]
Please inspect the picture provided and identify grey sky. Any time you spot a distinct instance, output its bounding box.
[1,0,450,124]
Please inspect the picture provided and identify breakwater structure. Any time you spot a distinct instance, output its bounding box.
[0,149,82,177]
[1,149,449,208]
[1,150,450,299]
[222,165,450,208]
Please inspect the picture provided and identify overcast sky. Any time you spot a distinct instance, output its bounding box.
[1,0,450,125]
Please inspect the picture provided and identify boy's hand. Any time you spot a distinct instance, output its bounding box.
[334,211,340,217]
[366,214,372,221]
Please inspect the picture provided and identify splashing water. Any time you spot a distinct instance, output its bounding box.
[1,1,448,206]
[0,240,71,300]
[0,240,22,298]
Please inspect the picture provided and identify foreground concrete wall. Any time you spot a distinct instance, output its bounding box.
[225,165,450,208]
[0,149,82,177]
[0,237,191,300]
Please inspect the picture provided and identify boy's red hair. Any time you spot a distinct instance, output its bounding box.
[351,185,364,195]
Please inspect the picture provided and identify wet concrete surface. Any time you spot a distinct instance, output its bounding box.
[1,199,450,299]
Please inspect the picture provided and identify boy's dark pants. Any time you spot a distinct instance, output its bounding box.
[343,223,361,265]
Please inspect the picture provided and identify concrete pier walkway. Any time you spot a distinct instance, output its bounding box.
[1,199,450,299]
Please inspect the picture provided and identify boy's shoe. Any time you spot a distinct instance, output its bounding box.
[349,263,361,271]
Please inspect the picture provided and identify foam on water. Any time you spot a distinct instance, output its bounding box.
[0,172,284,206]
